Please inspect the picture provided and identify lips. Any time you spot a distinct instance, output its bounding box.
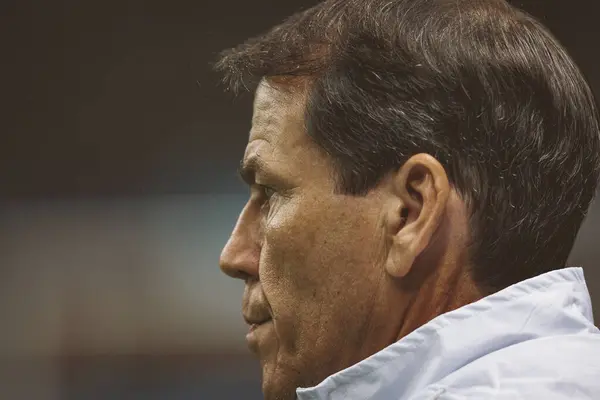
[244,315,272,330]
[242,302,272,328]
[242,288,272,339]
[244,315,273,352]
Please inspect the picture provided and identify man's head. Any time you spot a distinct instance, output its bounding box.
[217,0,600,399]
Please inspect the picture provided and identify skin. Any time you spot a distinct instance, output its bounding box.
[219,79,482,400]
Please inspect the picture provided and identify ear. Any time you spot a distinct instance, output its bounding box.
[384,154,450,278]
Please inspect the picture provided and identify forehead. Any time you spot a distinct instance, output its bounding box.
[249,81,307,145]
[244,80,333,184]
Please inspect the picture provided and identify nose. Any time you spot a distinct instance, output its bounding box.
[219,204,261,280]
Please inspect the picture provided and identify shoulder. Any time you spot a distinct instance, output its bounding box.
[414,334,600,400]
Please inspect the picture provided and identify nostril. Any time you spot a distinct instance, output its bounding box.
[219,249,256,280]
[219,217,260,279]
[228,267,252,280]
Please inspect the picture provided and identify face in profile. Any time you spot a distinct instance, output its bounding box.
[219,80,409,400]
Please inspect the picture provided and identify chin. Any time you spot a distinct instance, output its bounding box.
[261,376,296,400]
[260,358,306,400]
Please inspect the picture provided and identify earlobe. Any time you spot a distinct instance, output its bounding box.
[383,154,450,279]
[385,231,419,278]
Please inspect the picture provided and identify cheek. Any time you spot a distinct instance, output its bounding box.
[260,195,345,300]
[259,197,319,318]
[259,195,387,359]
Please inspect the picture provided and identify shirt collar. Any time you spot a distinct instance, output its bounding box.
[297,267,596,400]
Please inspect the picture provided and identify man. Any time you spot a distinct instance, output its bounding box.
[217,0,600,399]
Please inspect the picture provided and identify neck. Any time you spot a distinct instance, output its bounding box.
[395,189,483,340]
[396,260,483,341]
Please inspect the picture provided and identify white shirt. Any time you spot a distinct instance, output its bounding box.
[297,267,600,400]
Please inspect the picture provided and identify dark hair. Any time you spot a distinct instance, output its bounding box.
[214,0,600,292]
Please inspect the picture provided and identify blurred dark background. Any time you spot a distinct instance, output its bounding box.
[0,1,598,399]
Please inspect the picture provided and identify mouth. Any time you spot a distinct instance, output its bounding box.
[244,316,273,351]
[246,317,272,332]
